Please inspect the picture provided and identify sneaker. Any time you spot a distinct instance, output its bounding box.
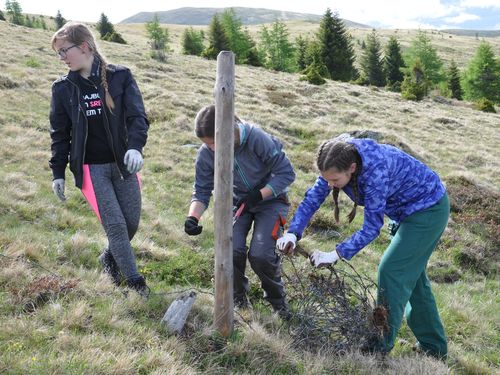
[99,250,121,286]
[126,275,150,298]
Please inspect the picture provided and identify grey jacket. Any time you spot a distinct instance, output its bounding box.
[191,122,295,207]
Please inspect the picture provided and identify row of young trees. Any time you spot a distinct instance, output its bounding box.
[179,8,499,107]
[2,0,49,29]
[2,2,126,45]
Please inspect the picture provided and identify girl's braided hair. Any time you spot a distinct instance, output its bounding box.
[316,139,362,223]
[51,22,115,112]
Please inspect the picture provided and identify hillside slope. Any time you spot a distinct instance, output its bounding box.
[0,20,498,374]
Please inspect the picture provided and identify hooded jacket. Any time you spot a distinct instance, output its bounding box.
[49,58,149,188]
[191,122,295,207]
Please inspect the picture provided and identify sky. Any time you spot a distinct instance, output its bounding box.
[11,0,500,29]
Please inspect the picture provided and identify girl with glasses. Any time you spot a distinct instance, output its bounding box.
[49,22,150,296]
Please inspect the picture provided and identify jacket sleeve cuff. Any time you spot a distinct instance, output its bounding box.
[52,168,66,181]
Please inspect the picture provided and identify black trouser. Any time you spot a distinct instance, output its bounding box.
[232,198,289,309]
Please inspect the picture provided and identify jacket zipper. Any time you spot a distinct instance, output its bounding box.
[67,78,88,177]
[235,158,252,191]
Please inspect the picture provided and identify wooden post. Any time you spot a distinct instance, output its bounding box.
[213,51,235,337]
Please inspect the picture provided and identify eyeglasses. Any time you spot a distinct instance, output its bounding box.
[56,44,78,59]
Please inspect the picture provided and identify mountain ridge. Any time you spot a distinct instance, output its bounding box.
[120,6,371,28]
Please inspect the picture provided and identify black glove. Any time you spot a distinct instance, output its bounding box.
[184,216,203,235]
[236,189,263,214]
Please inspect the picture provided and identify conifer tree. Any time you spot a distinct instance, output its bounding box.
[0,10,5,21]
[401,59,428,101]
[259,20,295,72]
[96,13,114,38]
[384,36,405,90]
[203,13,230,60]
[360,29,385,86]
[6,0,24,25]
[295,35,308,71]
[221,9,250,64]
[318,8,356,81]
[146,14,170,61]
[447,60,463,100]
[55,10,66,29]
[404,30,444,86]
[462,41,499,103]
[243,29,261,66]
[182,27,205,56]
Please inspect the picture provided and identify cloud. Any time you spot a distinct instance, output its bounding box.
[444,12,480,24]
[460,0,500,8]
[328,0,462,28]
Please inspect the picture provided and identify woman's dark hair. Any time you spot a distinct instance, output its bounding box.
[194,104,240,138]
[316,140,362,223]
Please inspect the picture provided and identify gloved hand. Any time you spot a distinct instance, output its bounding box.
[235,188,262,214]
[184,216,203,235]
[310,250,340,268]
[276,232,297,255]
[52,178,66,202]
[124,149,144,174]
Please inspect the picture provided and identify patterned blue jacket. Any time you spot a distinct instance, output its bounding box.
[287,138,446,260]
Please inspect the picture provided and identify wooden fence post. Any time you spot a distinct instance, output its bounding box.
[213,51,235,337]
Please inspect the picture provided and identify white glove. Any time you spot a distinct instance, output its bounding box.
[52,178,66,202]
[276,232,297,255]
[310,250,340,268]
[124,149,143,174]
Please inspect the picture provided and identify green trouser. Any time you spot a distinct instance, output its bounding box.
[377,193,449,358]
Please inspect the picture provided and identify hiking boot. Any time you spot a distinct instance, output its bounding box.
[234,295,251,310]
[413,342,447,361]
[126,275,150,298]
[272,302,292,321]
[98,250,121,286]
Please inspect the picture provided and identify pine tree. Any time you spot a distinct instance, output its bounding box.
[318,8,356,81]
[401,59,428,101]
[221,9,250,64]
[182,27,205,56]
[55,10,66,29]
[295,35,308,71]
[404,30,444,86]
[447,60,463,100]
[0,10,5,21]
[146,14,170,61]
[304,40,322,69]
[462,41,500,103]
[243,29,261,66]
[24,15,33,28]
[384,36,405,90]
[203,13,230,60]
[40,16,47,30]
[259,20,295,72]
[96,13,115,38]
[360,30,385,86]
[6,0,24,25]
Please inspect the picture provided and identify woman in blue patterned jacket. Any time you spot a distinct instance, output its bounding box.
[277,137,449,359]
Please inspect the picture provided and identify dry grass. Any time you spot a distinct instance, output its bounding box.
[0,19,499,374]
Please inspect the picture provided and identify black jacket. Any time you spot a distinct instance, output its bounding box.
[49,60,149,188]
